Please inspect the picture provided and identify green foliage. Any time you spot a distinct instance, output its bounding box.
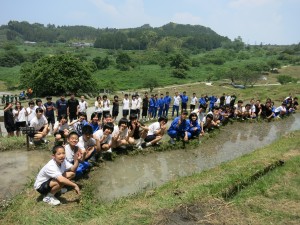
[277,75,298,84]
[93,56,110,70]
[267,59,281,69]
[172,68,187,79]
[19,54,97,96]
[169,53,190,70]
[0,49,25,67]
[143,78,159,92]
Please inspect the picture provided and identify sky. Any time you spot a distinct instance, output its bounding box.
[1,0,299,45]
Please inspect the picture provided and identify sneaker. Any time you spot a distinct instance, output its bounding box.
[43,194,60,206]
[29,141,34,145]
[60,188,68,194]
[169,139,175,145]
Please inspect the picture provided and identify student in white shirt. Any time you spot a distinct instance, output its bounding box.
[93,122,114,153]
[29,108,49,143]
[13,101,28,136]
[190,93,198,112]
[141,116,168,148]
[26,100,36,125]
[122,94,130,119]
[78,96,88,113]
[172,92,181,117]
[102,95,111,119]
[33,145,81,206]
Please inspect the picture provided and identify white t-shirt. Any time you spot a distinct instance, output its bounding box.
[147,121,160,136]
[95,101,103,113]
[30,115,48,131]
[137,97,142,109]
[26,107,36,123]
[54,121,69,131]
[93,129,112,144]
[78,136,96,150]
[275,106,286,113]
[131,99,138,110]
[123,98,130,110]
[78,101,88,112]
[64,144,78,163]
[173,96,181,106]
[225,96,231,105]
[190,96,198,105]
[13,108,27,122]
[34,159,72,189]
[102,100,110,111]
[112,125,128,140]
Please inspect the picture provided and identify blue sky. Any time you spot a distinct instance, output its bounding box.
[1,0,299,45]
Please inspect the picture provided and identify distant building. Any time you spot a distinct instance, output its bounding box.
[24,41,37,44]
[71,42,93,47]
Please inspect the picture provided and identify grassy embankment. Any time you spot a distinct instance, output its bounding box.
[0,127,299,224]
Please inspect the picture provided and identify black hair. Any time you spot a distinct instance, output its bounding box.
[189,112,198,120]
[35,108,44,113]
[68,131,79,138]
[238,100,243,104]
[46,96,52,100]
[58,114,68,122]
[36,99,42,104]
[52,145,64,155]
[118,118,128,127]
[28,100,35,106]
[158,116,168,123]
[104,113,112,118]
[78,112,87,119]
[102,122,114,133]
[213,106,219,111]
[206,114,213,120]
[181,110,188,115]
[103,95,107,99]
[90,112,98,120]
[114,95,118,99]
[82,125,93,135]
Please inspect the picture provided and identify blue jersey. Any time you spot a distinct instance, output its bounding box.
[164,96,172,105]
[149,97,155,107]
[180,94,189,104]
[188,119,201,133]
[168,116,190,132]
[157,98,165,108]
[199,97,207,106]
[208,96,217,108]
[56,99,68,116]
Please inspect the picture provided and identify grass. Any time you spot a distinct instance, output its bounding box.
[1,127,299,224]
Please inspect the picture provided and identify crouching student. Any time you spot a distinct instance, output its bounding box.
[65,131,90,178]
[128,114,148,149]
[200,113,215,134]
[33,145,81,206]
[274,102,287,118]
[53,114,71,144]
[77,125,97,163]
[188,112,202,139]
[168,111,190,145]
[111,118,134,150]
[141,116,168,148]
[29,108,49,144]
[94,122,114,154]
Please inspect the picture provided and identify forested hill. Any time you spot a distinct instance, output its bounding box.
[0,21,230,51]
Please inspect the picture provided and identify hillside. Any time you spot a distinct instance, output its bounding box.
[0,21,230,51]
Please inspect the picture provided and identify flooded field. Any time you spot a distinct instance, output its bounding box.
[0,114,299,202]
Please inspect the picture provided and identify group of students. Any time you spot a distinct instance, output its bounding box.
[3,91,298,206]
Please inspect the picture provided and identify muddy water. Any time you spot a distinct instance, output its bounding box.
[0,150,51,201]
[94,114,300,201]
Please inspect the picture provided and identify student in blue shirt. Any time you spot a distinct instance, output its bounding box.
[157,94,165,118]
[167,111,190,144]
[180,91,189,113]
[208,95,217,112]
[153,94,159,119]
[148,94,155,119]
[188,112,201,139]
[163,92,172,117]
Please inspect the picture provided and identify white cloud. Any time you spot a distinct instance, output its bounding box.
[172,12,202,25]
[89,0,119,17]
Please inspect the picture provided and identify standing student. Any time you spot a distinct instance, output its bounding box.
[13,101,28,136]
[26,100,36,126]
[180,91,188,113]
[142,92,149,121]
[3,103,15,137]
[153,94,159,119]
[35,99,46,112]
[33,145,81,206]
[190,93,197,112]
[94,96,103,121]
[172,92,181,117]
[148,94,155,120]
[78,96,88,113]
[219,93,226,107]
[112,95,119,121]
[56,95,68,119]
[130,95,138,116]
[157,94,165,118]
[163,91,171,117]
[44,96,56,134]
[102,95,110,119]
[67,93,79,122]
[122,94,130,119]
[136,94,142,120]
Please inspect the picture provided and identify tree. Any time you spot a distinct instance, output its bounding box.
[116,52,131,71]
[169,53,190,70]
[20,54,97,96]
[93,56,110,69]
[277,75,298,85]
[143,78,159,92]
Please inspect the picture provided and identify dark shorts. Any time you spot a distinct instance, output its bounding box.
[69,114,77,121]
[28,126,44,138]
[142,107,148,117]
[136,109,140,115]
[36,178,52,195]
[181,102,187,110]
[130,109,137,115]
[5,124,16,133]
[15,121,26,131]
[123,109,129,117]
[112,110,119,117]
[144,135,156,142]
[97,112,103,120]
[46,115,55,125]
